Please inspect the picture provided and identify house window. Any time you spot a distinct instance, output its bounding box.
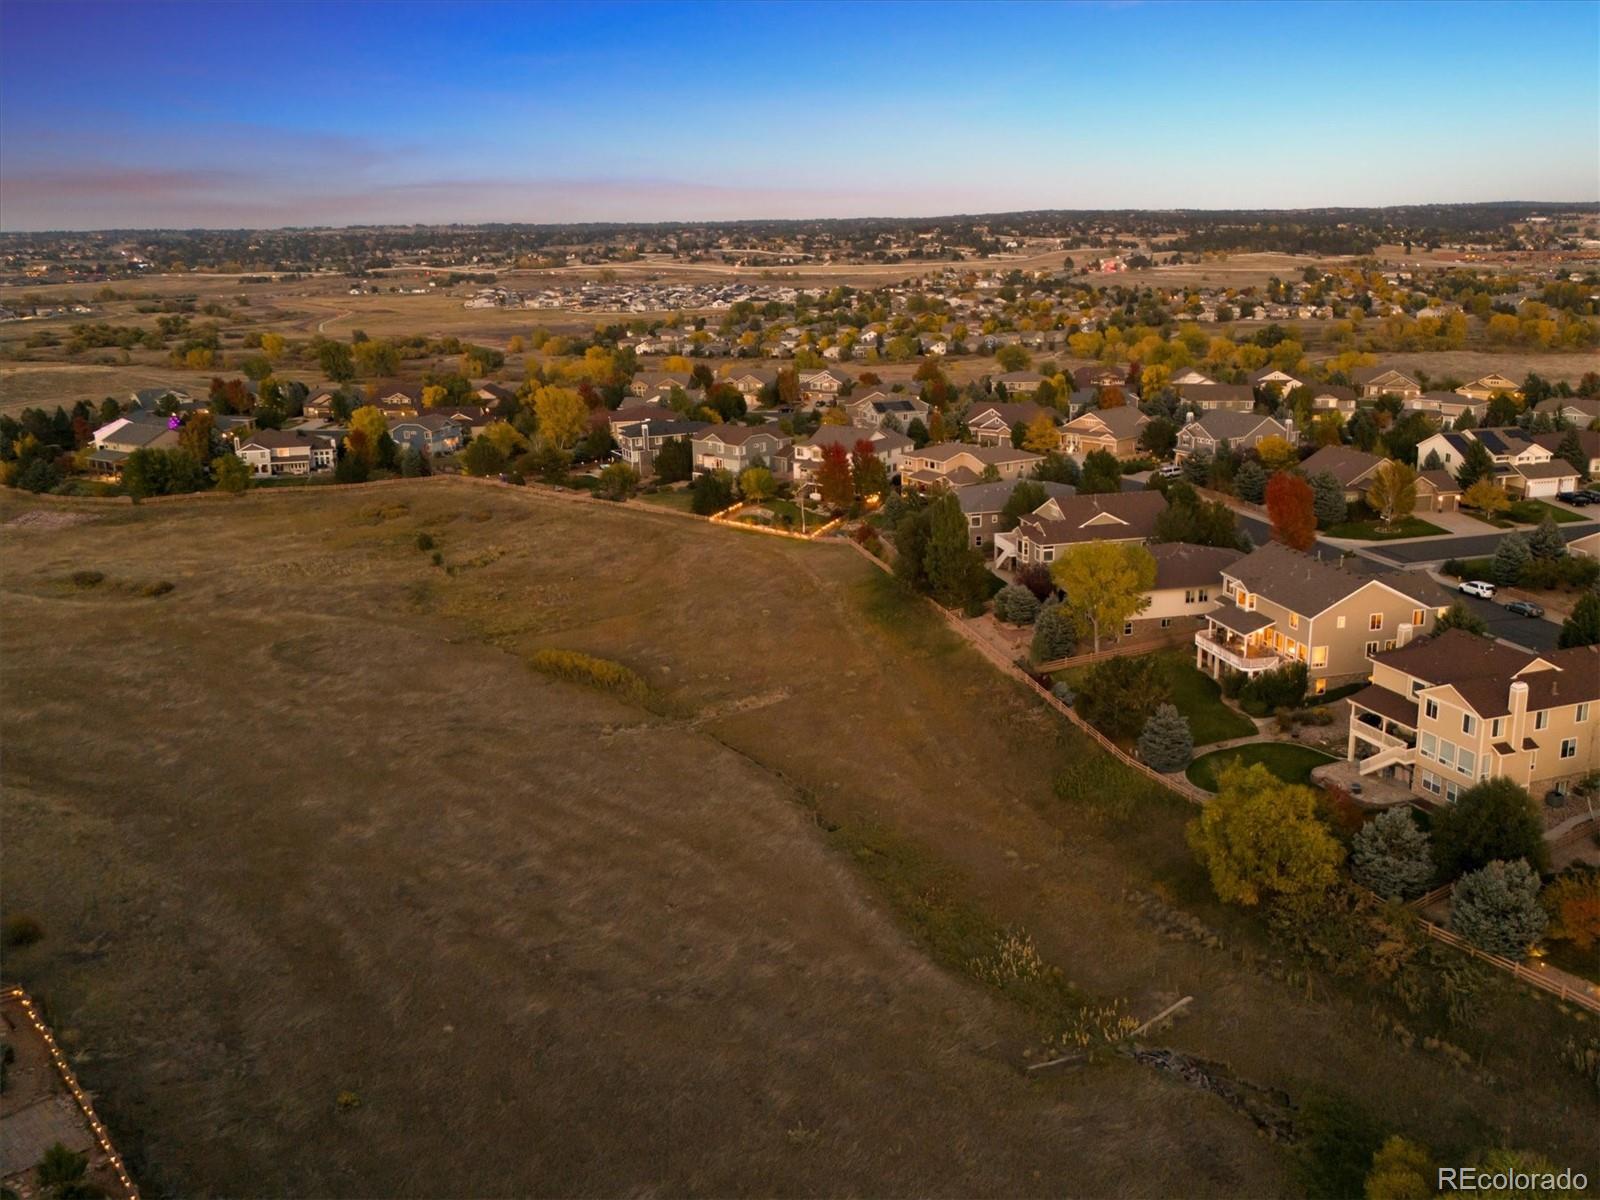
[1535,710,1549,731]
[1412,609,1426,627]
[1123,621,1135,636]
[1439,740,1456,768]
[1366,641,1380,658]
[1445,779,1460,803]
[968,515,980,527]
[1042,549,1054,562]
[1421,771,1441,795]
[1384,640,1396,652]
[1579,703,1591,723]
[1491,717,1504,738]
[1313,678,1327,696]
[1336,615,1346,629]
[1288,613,1299,630]
[1458,749,1475,777]
[1197,588,1208,602]
[1311,646,1328,668]
[1411,680,1424,696]
[1562,738,1578,760]
[1424,698,1440,720]
[1160,618,1172,628]
[1369,613,1383,631]
[1185,589,1195,604]
[1420,732,1437,759]
[1462,714,1477,736]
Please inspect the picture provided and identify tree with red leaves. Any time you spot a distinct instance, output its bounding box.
[816,441,855,511]
[1265,470,1317,551]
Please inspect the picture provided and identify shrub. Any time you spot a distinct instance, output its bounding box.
[16,457,63,494]
[1450,859,1547,959]
[690,469,735,515]
[1293,1091,1385,1200]
[1030,602,1077,663]
[1137,703,1193,773]
[1077,655,1169,739]
[69,570,104,588]
[527,648,651,705]
[993,583,1041,625]
[1542,869,1600,952]
[1237,661,1307,713]
[460,437,508,477]
[1350,807,1432,900]
[141,580,175,597]
[415,532,435,551]
[2,914,44,947]
[596,461,641,501]
[1363,1135,1434,1200]
[1432,777,1548,879]
[1015,561,1054,600]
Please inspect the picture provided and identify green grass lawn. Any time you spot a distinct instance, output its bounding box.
[1507,499,1585,525]
[737,497,832,530]
[1186,742,1337,792]
[1160,650,1257,745]
[1323,516,1447,540]
[637,488,696,511]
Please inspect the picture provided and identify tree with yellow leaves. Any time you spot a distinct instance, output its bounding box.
[421,385,448,408]
[1021,411,1060,454]
[1254,435,1299,471]
[1462,478,1510,519]
[1365,460,1418,527]
[533,385,588,450]
[1187,762,1343,907]
[820,406,849,426]
[346,405,388,464]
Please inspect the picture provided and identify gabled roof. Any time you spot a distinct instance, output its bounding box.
[1065,405,1146,438]
[1181,411,1284,443]
[693,423,789,448]
[914,441,1040,466]
[1298,445,1386,488]
[968,401,1055,428]
[1016,490,1167,548]
[953,479,1075,516]
[1176,383,1253,406]
[1373,632,1600,716]
[1223,541,1440,617]
[1149,542,1245,590]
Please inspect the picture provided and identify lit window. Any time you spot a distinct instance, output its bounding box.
[1313,678,1327,695]
[1412,609,1425,626]
[1289,613,1299,630]
[1311,646,1328,667]
[1369,613,1383,631]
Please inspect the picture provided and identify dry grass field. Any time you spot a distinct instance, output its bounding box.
[1,483,1594,1197]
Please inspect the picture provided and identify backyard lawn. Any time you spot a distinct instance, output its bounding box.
[1186,743,1337,791]
[1323,516,1447,540]
[637,487,696,511]
[1160,650,1257,745]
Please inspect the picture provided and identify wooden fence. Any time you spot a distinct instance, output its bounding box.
[1034,627,1195,674]
[1416,921,1600,1013]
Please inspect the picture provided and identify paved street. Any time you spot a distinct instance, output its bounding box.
[1359,522,1600,566]
[1446,589,1565,653]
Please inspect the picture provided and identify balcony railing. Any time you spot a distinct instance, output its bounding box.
[1195,629,1283,673]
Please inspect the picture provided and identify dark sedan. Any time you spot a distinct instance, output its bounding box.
[1505,599,1545,618]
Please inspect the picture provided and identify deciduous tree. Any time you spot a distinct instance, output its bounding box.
[1187,762,1344,907]
[1433,777,1548,879]
[533,385,588,450]
[1049,541,1156,652]
[815,442,854,510]
[1266,470,1317,550]
[1365,460,1418,526]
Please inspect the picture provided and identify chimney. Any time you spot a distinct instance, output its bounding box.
[1396,623,1415,648]
[1184,409,1195,425]
[1508,679,1530,748]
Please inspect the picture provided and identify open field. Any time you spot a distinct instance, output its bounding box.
[2,484,1595,1195]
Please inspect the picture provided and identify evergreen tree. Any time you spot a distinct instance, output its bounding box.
[1137,703,1193,773]
[1434,602,1488,636]
[993,583,1041,625]
[1450,859,1547,959]
[1491,532,1531,586]
[1350,807,1433,899]
[1453,439,1496,488]
[1309,471,1347,528]
[1422,448,1444,471]
[1030,602,1076,663]
[923,493,989,610]
[1527,516,1566,561]
[1554,428,1588,479]
[1234,459,1267,503]
[653,436,693,483]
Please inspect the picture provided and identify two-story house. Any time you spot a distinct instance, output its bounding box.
[1058,406,1148,459]
[1194,542,1449,694]
[1415,428,1579,498]
[615,417,710,472]
[691,424,792,476]
[967,401,1057,447]
[798,368,852,407]
[1249,366,1306,395]
[1346,630,1599,803]
[902,443,1041,489]
[844,391,930,431]
[1352,366,1423,402]
[792,425,911,481]
[1297,444,1386,503]
[233,428,340,478]
[954,479,1075,551]
[993,490,1167,570]
[1131,543,1247,638]
[1455,373,1522,402]
[1174,383,1255,411]
[1174,412,1288,461]
[389,413,466,457]
[1410,391,1487,427]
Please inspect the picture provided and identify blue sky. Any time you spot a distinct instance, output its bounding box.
[1,0,1596,230]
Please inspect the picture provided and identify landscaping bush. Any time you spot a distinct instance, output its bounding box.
[1349,807,1432,900]
[1236,661,1307,714]
[2,913,44,948]
[1432,777,1548,880]
[596,461,641,501]
[1519,555,1599,590]
[1450,859,1547,959]
[993,583,1041,625]
[69,570,104,588]
[1137,703,1193,773]
[1541,869,1600,953]
[1015,561,1054,600]
[526,648,651,705]
[690,469,735,515]
[1077,655,1169,739]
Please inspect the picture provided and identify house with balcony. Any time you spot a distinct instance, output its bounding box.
[992,490,1166,570]
[954,479,1075,551]
[1194,542,1450,694]
[691,424,791,477]
[1344,630,1600,803]
[234,428,340,478]
[615,417,710,473]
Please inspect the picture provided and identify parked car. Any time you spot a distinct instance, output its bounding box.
[1558,490,1593,506]
[1578,490,1600,503]
[1505,599,1544,618]
[1157,462,1184,479]
[1459,580,1497,599]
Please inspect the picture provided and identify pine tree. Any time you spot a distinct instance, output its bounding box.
[993,583,1041,625]
[1559,591,1600,648]
[1450,859,1547,959]
[1137,703,1193,773]
[1309,471,1347,528]
[922,493,989,610]
[1554,428,1588,478]
[1350,807,1433,899]
[1527,516,1565,561]
[1234,459,1267,503]
[1491,532,1531,586]
[1030,602,1076,663]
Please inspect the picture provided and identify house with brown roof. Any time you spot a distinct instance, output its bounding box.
[1532,428,1600,477]
[1415,469,1463,513]
[616,417,710,472]
[902,442,1041,489]
[1195,542,1449,693]
[1411,390,1487,427]
[1416,428,1579,498]
[1073,365,1128,391]
[1345,630,1599,803]
[1455,372,1522,402]
[630,371,691,398]
[955,479,1075,551]
[1174,412,1288,461]
[1308,385,1359,414]
[1167,367,1217,388]
[992,371,1046,395]
[967,401,1057,447]
[1130,543,1247,638]
[798,367,852,407]
[1298,445,1386,502]
[793,425,911,481]
[1352,366,1423,401]
[993,490,1167,570]
[1249,366,1306,395]
[1059,406,1147,458]
[234,428,340,478]
[1175,382,1254,411]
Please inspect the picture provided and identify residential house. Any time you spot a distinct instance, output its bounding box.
[1308,385,1359,414]
[389,413,466,457]
[798,367,852,407]
[1352,366,1423,401]
[1415,469,1463,514]
[1249,366,1306,395]
[615,418,710,473]
[85,416,181,476]
[691,424,792,477]
[992,371,1046,395]
[1174,382,1255,411]
[1297,445,1385,502]
[1415,428,1579,498]
[902,442,1041,489]
[1532,428,1600,477]
[1569,530,1600,561]
[792,425,910,481]
[993,490,1167,570]
[1194,542,1449,693]
[1059,406,1148,459]
[1132,543,1247,637]
[726,368,778,404]
[1345,630,1599,803]
[967,401,1057,447]
[955,479,1075,551]
[1535,396,1600,426]
[844,391,930,432]
[473,383,518,409]
[1174,412,1288,461]
[233,428,340,478]
[302,387,354,419]
[129,386,195,410]
[1455,373,1522,402]
[1167,367,1217,388]
[630,372,690,398]
[1072,365,1128,392]
[1411,390,1488,427]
